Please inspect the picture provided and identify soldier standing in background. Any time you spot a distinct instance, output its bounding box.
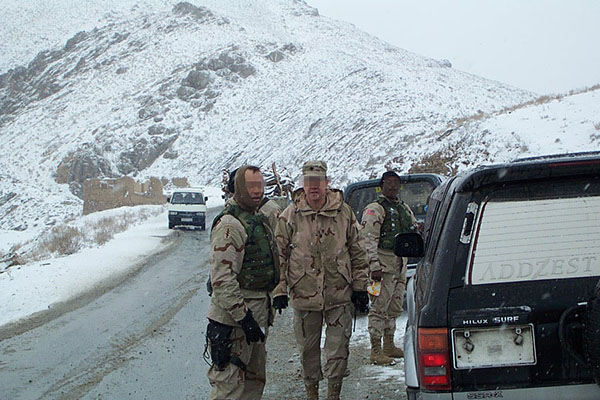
[205,166,280,400]
[272,161,369,400]
[257,195,282,230]
[361,171,418,365]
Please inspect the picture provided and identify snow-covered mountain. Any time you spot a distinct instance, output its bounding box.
[1,0,598,238]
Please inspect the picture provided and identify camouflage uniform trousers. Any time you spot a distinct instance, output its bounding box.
[367,258,407,337]
[208,297,270,400]
[293,304,353,384]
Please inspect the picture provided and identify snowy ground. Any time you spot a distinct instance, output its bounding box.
[0,186,224,328]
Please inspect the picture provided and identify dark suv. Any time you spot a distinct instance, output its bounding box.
[397,152,600,399]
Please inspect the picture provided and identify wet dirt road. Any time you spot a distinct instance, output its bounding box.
[0,219,214,400]
[0,206,407,399]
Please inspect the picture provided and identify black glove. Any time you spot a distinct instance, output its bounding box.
[351,290,369,313]
[238,310,266,344]
[272,295,288,314]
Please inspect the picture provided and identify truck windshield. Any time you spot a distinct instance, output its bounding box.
[171,192,205,205]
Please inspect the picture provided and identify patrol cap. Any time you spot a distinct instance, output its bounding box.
[302,160,327,177]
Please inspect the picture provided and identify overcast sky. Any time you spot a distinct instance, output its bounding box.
[308,0,600,95]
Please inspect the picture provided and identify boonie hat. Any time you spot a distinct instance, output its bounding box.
[302,160,327,177]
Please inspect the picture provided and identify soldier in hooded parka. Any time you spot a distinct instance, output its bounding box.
[205,165,280,400]
[361,170,418,365]
[206,168,283,297]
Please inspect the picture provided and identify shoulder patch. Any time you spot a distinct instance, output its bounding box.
[365,209,376,216]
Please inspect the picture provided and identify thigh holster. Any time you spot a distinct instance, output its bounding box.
[206,319,247,372]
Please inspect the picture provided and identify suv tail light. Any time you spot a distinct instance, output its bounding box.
[417,327,451,391]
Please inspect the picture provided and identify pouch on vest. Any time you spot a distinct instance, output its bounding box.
[378,197,411,250]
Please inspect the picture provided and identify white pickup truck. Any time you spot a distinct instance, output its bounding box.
[167,188,207,230]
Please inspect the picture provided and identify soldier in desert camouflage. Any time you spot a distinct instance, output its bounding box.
[205,168,282,297]
[361,171,418,365]
[205,165,279,400]
[272,161,370,400]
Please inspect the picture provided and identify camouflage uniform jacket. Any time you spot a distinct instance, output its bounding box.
[273,188,369,311]
[259,198,283,231]
[361,195,417,274]
[207,199,274,326]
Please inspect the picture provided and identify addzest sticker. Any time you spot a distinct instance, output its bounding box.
[471,255,600,284]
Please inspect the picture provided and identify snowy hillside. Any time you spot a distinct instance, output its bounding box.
[1,0,598,240]
[394,87,600,175]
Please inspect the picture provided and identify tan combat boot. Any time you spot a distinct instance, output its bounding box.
[370,335,395,365]
[327,379,342,400]
[383,334,404,358]
[305,381,319,400]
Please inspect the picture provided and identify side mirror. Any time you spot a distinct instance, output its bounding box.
[205,196,208,201]
[394,232,424,258]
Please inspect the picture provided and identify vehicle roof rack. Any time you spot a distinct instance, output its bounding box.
[512,151,600,163]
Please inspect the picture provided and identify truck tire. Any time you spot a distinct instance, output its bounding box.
[169,222,174,229]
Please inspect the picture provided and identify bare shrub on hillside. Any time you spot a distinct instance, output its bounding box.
[409,151,459,176]
[384,155,404,172]
[455,110,487,127]
[23,206,164,264]
[532,95,553,105]
[594,122,600,131]
[39,226,83,257]
[94,217,118,245]
[92,211,139,245]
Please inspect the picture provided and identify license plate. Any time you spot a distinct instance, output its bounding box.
[452,324,536,369]
[181,217,193,222]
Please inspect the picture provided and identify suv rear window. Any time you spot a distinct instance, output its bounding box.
[467,194,600,285]
[347,181,435,223]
